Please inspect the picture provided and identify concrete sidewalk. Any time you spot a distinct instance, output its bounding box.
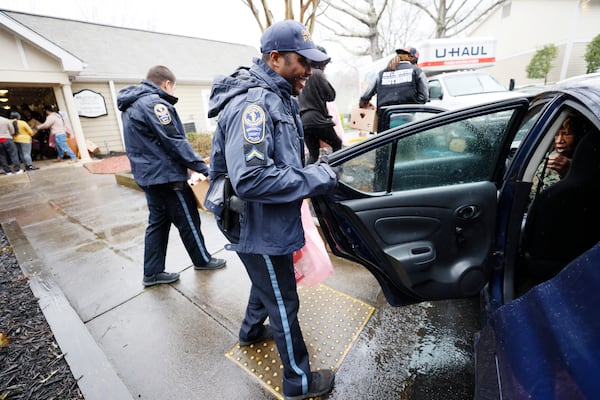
[0,161,381,400]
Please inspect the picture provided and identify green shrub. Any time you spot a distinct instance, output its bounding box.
[187,132,213,158]
[526,44,558,84]
[585,34,600,73]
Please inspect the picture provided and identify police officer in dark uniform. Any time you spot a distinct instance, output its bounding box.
[117,65,226,287]
[359,46,429,111]
[205,21,337,400]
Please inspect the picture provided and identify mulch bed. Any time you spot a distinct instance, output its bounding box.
[0,227,83,399]
[84,155,131,174]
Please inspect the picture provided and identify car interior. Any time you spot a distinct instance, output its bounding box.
[517,109,600,294]
[325,103,600,304]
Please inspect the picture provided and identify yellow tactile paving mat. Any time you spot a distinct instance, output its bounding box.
[226,284,375,399]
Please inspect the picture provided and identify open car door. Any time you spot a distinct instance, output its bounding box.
[312,99,531,306]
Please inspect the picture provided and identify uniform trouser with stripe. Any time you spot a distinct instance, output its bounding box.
[142,182,210,276]
[237,252,312,397]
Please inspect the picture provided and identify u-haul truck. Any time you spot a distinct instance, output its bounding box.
[359,37,498,90]
[358,37,521,111]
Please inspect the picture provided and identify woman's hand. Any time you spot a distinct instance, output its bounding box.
[547,154,572,177]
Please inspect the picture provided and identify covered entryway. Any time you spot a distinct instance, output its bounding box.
[0,84,61,159]
[0,12,90,161]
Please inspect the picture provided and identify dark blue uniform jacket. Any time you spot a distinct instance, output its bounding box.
[206,58,337,255]
[117,80,209,187]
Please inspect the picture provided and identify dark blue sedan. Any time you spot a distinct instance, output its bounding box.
[312,74,600,399]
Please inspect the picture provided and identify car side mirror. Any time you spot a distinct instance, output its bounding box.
[429,86,442,100]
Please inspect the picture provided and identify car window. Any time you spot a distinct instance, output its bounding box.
[428,80,442,100]
[507,104,545,167]
[338,109,517,193]
[376,106,446,134]
[514,104,544,143]
[444,74,507,96]
[388,111,440,128]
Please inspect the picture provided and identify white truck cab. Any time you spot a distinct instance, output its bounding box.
[427,70,523,110]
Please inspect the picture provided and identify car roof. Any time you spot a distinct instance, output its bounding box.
[546,75,600,121]
[556,72,600,85]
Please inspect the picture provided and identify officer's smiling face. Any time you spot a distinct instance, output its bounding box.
[273,52,312,96]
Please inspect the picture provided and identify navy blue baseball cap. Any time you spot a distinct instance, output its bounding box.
[260,20,330,63]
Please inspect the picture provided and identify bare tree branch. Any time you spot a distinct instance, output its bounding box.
[401,0,508,37]
[243,0,321,33]
[243,0,266,32]
[319,0,392,60]
[240,0,508,62]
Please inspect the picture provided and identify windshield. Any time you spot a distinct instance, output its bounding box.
[444,74,507,97]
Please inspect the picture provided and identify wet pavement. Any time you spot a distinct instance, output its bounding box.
[0,160,480,400]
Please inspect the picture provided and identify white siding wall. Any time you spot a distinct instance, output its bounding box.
[173,84,213,134]
[72,82,124,154]
[103,82,214,154]
[470,0,600,87]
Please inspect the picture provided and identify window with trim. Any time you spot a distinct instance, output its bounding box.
[338,109,517,193]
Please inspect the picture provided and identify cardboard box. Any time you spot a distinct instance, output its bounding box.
[86,139,100,155]
[350,108,378,132]
[188,173,209,211]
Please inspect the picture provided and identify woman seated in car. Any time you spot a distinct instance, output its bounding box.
[529,112,585,200]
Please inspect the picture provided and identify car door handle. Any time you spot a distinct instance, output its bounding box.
[386,241,435,270]
[456,205,480,219]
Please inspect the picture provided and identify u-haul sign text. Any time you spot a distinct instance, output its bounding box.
[417,37,497,72]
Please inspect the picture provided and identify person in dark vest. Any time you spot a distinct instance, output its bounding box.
[359,46,429,113]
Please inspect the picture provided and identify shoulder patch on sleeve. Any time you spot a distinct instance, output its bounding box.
[153,103,172,125]
[242,104,265,144]
[244,142,267,166]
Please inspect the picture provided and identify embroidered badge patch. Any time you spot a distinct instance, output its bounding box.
[154,104,172,125]
[244,143,267,166]
[242,104,265,144]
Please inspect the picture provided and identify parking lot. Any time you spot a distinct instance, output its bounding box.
[1,161,479,399]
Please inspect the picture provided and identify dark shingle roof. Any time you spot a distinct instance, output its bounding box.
[3,10,259,83]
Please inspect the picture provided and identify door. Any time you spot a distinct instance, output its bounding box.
[312,98,531,306]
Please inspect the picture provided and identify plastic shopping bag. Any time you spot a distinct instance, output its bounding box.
[293,200,334,287]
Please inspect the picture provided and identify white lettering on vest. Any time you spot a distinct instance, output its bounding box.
[381,69,413,85]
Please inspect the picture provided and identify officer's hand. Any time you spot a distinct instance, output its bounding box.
[318,155,340,179]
